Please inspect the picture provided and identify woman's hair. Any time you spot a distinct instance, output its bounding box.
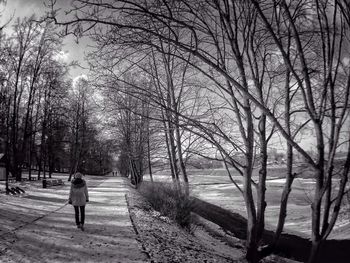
[74,172,83,179]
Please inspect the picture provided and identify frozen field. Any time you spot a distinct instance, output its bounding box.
[146,167,350,239]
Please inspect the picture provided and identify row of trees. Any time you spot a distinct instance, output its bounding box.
[0,16,113,185]
[48,1,350,262]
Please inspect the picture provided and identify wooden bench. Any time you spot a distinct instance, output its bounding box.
[43,178,64,188]
[21,176,38,181]
[56,179,64,185]
[8,178,16,183]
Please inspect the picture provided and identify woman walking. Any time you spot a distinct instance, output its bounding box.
[68,172,89,231]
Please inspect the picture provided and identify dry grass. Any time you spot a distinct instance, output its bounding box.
[138,181,195,229]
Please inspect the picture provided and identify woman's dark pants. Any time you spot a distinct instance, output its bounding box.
[74,206,85,226]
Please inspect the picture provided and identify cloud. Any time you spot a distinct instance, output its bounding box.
[0,0,91,80]
[53,50,69,62]
[0,0,44,25]
[72,74,88,87]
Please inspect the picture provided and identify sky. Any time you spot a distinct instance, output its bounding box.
[0,1,347,154]
[0,0,89,80]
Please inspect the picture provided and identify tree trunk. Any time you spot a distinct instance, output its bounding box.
[5,96,11,193]
[174,115,189,195]
[40,117,47,179]
[256,115,267,241]
[273,144,294,245]
[37,154,42,180]
[28,132,33,180]
[168,118,180,184]
[272,67,294,248]
[162,111,176,181]
[245,209,259,263]
[307,239,321,263]
[244,169,259,263]
[147,131,153,182]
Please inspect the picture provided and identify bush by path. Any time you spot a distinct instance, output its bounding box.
[127,186,246,263]
[138,181,194,229]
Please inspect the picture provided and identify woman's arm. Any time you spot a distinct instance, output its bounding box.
[68,183,73,203]
[84,182,89,202]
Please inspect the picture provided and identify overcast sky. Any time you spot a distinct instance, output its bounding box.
[0,0,89,80]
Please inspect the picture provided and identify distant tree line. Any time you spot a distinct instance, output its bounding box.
[0,16,113,185]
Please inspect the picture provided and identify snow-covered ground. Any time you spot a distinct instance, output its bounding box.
[0,175,148,263]
[1,171,347,262]
[126,187,248,262]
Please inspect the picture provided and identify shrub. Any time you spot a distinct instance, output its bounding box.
[138,181,194,229]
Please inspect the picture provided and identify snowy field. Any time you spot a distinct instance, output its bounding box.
[145,167,350,239]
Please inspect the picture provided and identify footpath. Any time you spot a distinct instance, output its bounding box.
[0,176,148,263]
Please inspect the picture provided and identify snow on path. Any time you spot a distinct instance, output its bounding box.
[0,177,148,263]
